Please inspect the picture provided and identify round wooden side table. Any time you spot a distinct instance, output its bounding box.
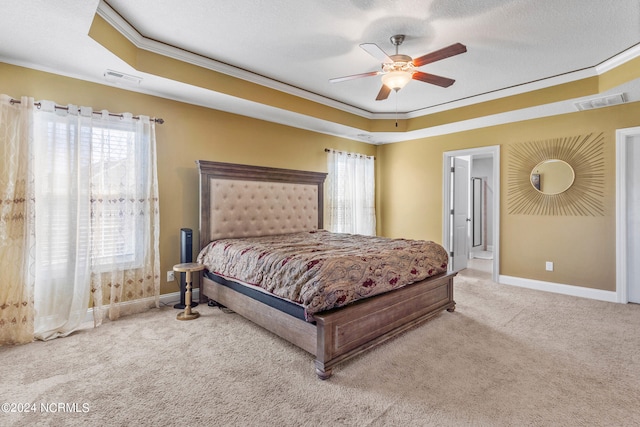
[173,262,205,320]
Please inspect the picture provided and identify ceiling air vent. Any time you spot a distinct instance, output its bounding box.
[104,69,142,86]
[574,93,626,111]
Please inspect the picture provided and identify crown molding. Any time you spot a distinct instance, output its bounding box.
[596,42,640,74]
[403,68,598,118]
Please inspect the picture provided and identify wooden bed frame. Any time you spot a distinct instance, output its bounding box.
[197,160,456,379]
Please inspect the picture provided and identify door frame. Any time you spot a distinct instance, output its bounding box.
[615,126,640,303]
[443,145,500,282]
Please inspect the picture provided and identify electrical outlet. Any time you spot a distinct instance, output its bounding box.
[167,271,175,282]
[545,261,554,272]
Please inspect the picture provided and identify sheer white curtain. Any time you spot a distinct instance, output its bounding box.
[0,95,160,344]
[32,101,94,339]
[326,150,376,235]
[0,95,35,345]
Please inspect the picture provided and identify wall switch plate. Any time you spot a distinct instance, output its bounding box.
[545,261,554,272]
[167,271,175,282]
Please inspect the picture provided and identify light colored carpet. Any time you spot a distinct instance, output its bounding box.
[1,267,639,426]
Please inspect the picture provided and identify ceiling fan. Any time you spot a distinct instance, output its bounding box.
[329,35,467,101]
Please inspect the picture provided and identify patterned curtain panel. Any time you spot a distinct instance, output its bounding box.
[0,95,35,345]
[326,150,376,236]
[88,113,160,324]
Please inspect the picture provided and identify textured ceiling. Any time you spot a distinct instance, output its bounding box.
[1,0,639,143]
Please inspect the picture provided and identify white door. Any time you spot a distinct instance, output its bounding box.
[443,146,500,283]
[626,135,640,303]
[452,157,470,271]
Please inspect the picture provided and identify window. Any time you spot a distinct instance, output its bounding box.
[89,125,145,270]
[34,111,153,274]
[326,150,376,235]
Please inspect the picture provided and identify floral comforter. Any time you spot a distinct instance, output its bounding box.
[196,230,448,321]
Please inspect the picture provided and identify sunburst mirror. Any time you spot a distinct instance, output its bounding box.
[507,133,605,216]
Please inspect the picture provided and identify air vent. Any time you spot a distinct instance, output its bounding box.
[104,69,142,85]
[574,93,625,111]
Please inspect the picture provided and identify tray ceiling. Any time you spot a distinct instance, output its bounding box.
[1,0,639,143]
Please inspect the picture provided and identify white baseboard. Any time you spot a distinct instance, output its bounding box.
[83,289,200,323]
[159,289,200,307]
[499,275,618,303]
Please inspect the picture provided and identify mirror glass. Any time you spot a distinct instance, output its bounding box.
[530,159,575,195]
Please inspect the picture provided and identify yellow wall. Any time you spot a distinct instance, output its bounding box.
[4,61,640,295]
[378,101,640,291]
[0,62,376,295]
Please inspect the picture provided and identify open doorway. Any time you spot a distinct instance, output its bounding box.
[616,126,640,304]
[442,146,500,282]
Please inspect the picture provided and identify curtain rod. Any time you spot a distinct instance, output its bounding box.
[324,148,375,159]
[9,99,164,124]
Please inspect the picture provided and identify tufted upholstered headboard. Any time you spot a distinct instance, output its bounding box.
[196,161,327,250]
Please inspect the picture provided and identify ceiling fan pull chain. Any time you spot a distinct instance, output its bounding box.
[395,94,398,127]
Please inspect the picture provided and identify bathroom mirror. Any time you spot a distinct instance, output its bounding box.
[530,159,575,195]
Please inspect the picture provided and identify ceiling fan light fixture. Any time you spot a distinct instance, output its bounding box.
[381,70,412,91]
[330,36,466,101]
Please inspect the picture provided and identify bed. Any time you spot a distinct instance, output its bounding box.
[196,160,456,379]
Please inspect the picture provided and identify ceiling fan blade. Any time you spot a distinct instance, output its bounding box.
[375,85,392,101]
[360,43,394,64]
[412,43,467,67]
[329,71,381,83]
[412,71,455,87]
